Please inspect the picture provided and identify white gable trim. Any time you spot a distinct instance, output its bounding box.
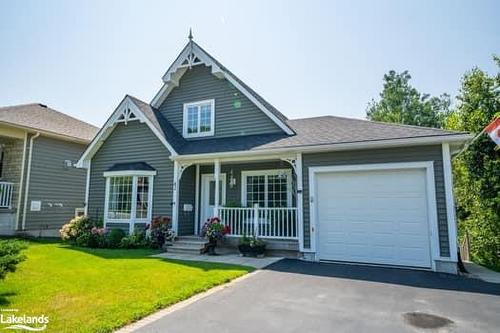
[150,42,294,135]
[76,96,177,168]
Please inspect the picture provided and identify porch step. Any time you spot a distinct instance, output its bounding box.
[167,236,209,255]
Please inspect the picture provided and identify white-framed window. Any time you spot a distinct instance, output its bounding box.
[182,99,215,138]
[103,170,155,233]
[241,169,292,208]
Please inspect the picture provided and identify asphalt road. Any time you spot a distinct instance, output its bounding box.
[135,259,500,333]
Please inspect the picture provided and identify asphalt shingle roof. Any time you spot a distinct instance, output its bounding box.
[107,162,155,172]
[124,42,468,156]
[127,95,467,155]
[0,103,99,142]
[177,116,467,154]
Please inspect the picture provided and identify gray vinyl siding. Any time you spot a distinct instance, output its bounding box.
[158,65,283,139]
[88,122,174,228]
[23,136,87,231]
[178,165,195,235]
[302,145,451,257]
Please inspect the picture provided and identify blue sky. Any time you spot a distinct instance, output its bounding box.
[0,0,498,127]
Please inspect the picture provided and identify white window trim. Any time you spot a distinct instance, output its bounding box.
[103,170,157,177]
[182,99,215,138]
[241,169,292,208]
[103,173,155,234]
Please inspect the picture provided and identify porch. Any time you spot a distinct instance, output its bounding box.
[173,154,304,252]
[0,134,25,234]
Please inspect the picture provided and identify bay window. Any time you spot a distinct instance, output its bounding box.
[103,171,155,233]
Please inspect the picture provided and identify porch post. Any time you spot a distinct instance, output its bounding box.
[194,164,200,234]
[295,153,304,251]
[213,159,220,217]
[172,160,179,234]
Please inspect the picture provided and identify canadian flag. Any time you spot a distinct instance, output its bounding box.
[485,117,500,146]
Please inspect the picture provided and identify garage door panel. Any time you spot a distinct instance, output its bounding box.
[316,168,432,268]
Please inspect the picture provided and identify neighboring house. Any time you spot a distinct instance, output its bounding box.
[77,36,471,274]
[0,103,99,236]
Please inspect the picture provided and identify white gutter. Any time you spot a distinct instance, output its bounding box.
[171,134,473,161]
[21,132,40,230]
[15,132,28,230]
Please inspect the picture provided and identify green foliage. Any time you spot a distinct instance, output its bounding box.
[120,228,150,249]
[445,56,500,270]
[107,229,126,248]
[59,216,95,242]
[0,240,250,333]
[367,70,450,128]
[239,234,265,247]
[0,239,27,280]
[149,216,175,249]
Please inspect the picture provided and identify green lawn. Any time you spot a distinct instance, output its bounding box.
[0,240,252,333]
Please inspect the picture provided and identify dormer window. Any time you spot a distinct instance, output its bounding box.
[183,99,215,138]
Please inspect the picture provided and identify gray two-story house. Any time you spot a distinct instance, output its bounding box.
[77,37,470,274]
[0,103,99,236]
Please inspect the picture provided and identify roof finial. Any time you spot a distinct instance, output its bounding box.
[188,28,193,41]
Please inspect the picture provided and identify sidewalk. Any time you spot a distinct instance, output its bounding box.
[152,251,283,269]
[464,261,500,284]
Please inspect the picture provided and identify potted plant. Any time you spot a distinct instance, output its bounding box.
[148,216,175,249]
[201,217,230,255]
[238,234,266,257]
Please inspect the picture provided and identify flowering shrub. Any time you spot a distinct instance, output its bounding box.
[149,216,175,249]
[60,216,95,242]
[201,217,230,242]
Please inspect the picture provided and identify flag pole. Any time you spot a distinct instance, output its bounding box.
[453,116,500,159]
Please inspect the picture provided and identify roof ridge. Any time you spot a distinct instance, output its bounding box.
[192,41,289,122]
[0,102,42,109]
[0,103,99,129]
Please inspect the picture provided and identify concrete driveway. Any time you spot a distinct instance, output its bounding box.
[133,259,500,333]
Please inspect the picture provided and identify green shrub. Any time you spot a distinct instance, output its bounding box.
[120,228,150,249]
[0,240,27,280]
[239,234,265,247]
[107,229,126,248]
[59,216,94,242]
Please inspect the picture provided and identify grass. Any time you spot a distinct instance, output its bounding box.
[0,239,252,333]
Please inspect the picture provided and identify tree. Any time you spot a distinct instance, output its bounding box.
[445,56,500,270]
[367,70,450,128]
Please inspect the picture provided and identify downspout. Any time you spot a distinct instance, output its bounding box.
[15,132,28,230]
[21,132,40,230]
[84,160,91,216]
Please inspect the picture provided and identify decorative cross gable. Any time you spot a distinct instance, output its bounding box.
[151,35,294,135]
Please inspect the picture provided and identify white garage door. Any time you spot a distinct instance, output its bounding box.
[315,168,432,268]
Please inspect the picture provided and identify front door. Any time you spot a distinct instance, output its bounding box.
[200,174,226,229]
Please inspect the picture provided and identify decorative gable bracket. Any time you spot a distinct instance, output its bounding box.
[76,95,178,168]
[151,39,294,135]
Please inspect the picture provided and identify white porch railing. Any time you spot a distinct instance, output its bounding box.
[0,182,14,209]
[218,206,298,239]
